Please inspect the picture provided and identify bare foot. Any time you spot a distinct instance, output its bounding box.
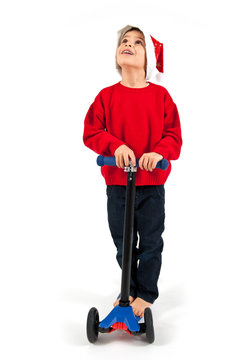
[113,295,135,307]
[131,297,152,318]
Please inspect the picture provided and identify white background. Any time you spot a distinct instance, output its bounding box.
[1,0,240,358]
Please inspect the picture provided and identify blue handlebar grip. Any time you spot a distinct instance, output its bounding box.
[97,155,169,170]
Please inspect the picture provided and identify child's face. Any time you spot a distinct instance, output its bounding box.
[116,30,146,75]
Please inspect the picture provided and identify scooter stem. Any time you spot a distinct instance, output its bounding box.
[119,160,137,307]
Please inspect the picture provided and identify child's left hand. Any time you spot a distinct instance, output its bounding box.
[138,152,163,171]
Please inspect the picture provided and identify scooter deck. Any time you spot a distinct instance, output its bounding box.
[98,294,143,335]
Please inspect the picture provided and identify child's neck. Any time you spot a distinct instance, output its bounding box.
[120,69,148,88]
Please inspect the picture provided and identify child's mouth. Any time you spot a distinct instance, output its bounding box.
[121,50,134,55]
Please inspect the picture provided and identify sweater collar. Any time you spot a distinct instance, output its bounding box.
[117,81,152,92]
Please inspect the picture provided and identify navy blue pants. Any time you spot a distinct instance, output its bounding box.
[106,185,165,304]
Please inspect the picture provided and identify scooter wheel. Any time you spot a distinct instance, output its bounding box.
[86,307,99,343]
[144,307,155,343]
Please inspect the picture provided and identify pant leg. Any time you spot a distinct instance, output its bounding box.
[135,185,165,304]
[106,185,138,298]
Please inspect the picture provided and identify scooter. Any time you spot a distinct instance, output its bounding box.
[86,155,169,343]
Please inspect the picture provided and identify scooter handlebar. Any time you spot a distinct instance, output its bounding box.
[96,155,169,170]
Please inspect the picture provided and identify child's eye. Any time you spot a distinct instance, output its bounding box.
[121,39,143,45]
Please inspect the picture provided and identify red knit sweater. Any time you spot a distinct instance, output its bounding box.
[83,81,182,185]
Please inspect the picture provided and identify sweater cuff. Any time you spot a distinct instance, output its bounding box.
[110,140,127,156]
[152,146,169,160]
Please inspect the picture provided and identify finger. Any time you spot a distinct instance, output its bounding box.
[124,153,129,167]
[117,155,121,168]
[146,158,151,171]
[142,154,148,170]
[138,158,141,169]
[152,160,158,170]
[143,157,149,171]
[115,155,119,168]
[121,154,125,168]
[130,152,136,166]
[149,159,155,171]
[149,159,156,171]
[119,154,124,168]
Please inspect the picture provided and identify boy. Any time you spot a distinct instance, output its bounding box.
[83,25,182,318]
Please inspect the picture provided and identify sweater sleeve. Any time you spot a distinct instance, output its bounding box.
[83,91,126,156]
[152,90,182,160]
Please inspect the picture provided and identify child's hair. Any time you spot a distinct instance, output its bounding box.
[115,25,147,78]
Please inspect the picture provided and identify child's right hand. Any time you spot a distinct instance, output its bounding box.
[114,145,136,168]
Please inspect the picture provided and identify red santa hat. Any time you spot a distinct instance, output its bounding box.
[116,24,164,83]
